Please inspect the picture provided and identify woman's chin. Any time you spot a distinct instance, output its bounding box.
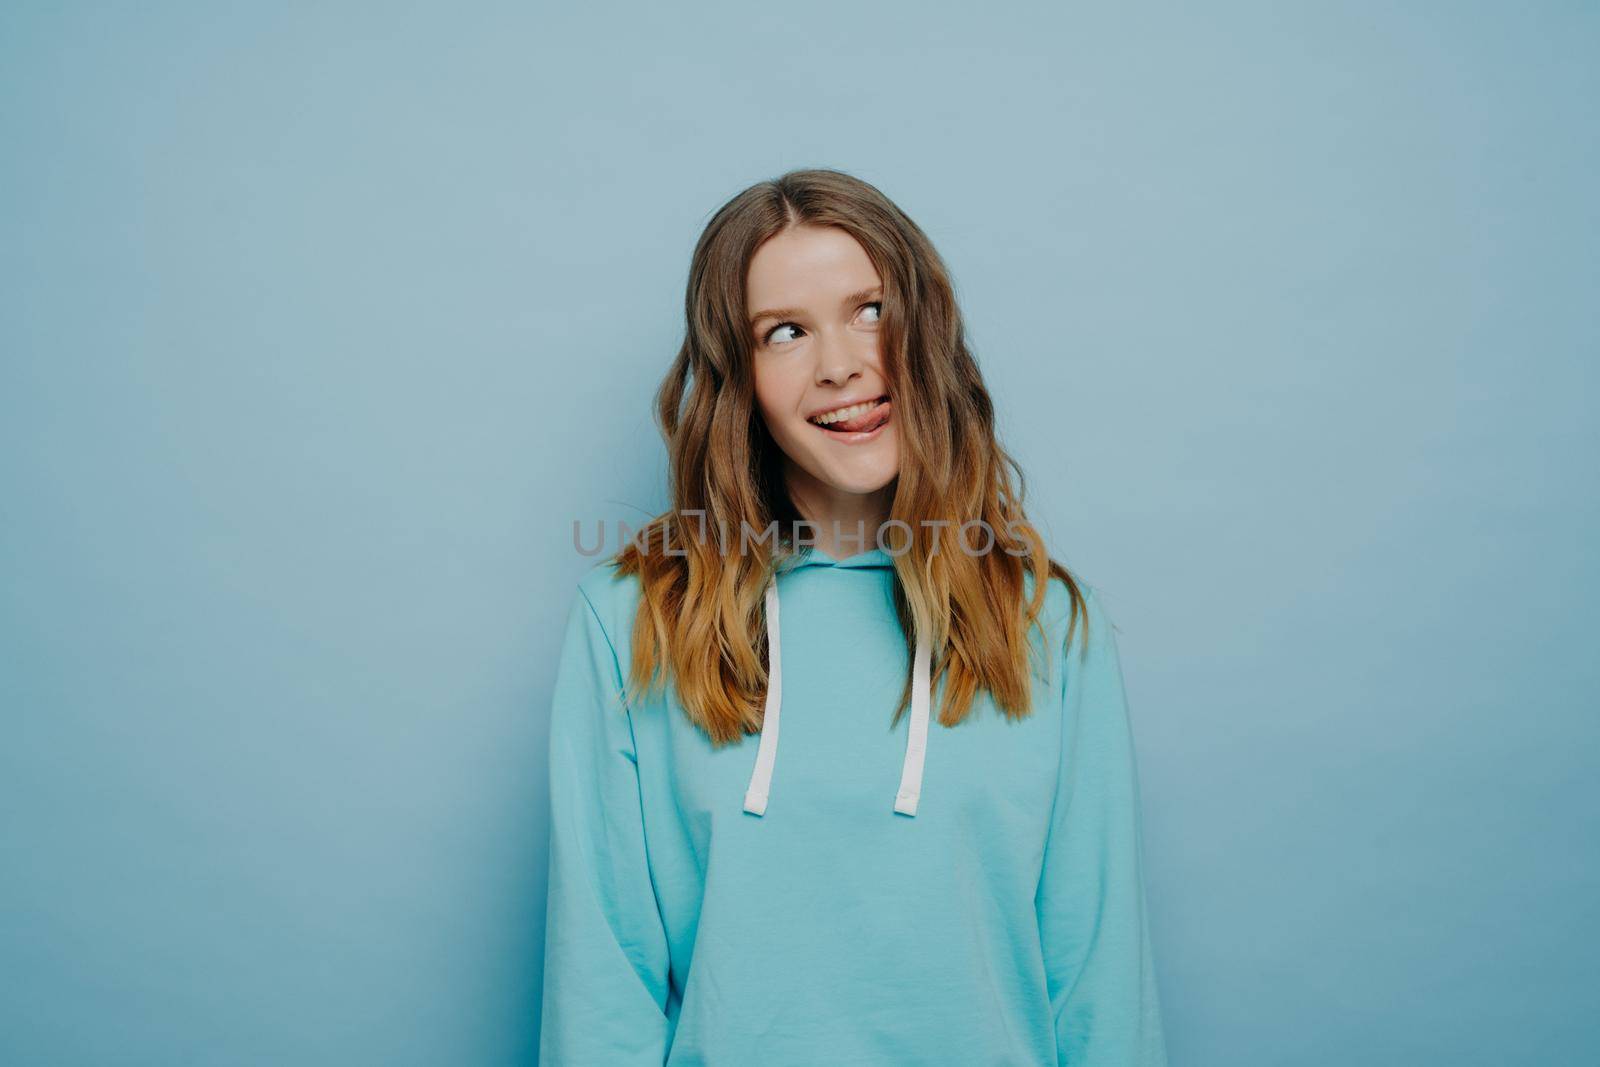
[777,423,900,497]
[809,453,900,496]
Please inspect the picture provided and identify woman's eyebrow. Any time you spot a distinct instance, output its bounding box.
[749,286,883,328]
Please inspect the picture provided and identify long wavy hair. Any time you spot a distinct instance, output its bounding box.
[613,168,1087,746]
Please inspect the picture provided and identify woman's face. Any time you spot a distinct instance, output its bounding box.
[746,224,900,503]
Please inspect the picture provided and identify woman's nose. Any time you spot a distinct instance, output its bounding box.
[813,331,865,387]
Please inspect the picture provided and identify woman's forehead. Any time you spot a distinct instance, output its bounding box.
[746,226,881,310]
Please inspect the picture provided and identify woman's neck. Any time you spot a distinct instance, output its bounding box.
[783,468,896,560]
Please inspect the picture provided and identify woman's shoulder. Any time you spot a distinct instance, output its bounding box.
[572,556,644,645]
[1026,566,1117,671]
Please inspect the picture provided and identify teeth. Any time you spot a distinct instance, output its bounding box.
[810,399,881,426]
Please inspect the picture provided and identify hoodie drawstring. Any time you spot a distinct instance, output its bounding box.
[741,580,783,816]
[743,576,932,818]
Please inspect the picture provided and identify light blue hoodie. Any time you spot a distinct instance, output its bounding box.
[538,545,1168,1065]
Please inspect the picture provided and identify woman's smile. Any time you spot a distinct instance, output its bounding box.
[808,395,892,443]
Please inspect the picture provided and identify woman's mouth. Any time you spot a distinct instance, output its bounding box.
[808,395,892,442]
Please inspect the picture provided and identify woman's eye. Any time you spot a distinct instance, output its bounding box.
[762,302,881,346]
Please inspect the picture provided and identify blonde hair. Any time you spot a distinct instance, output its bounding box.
[614,168,1087,746]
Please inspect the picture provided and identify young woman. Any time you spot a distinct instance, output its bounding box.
[539,169,1168,1065]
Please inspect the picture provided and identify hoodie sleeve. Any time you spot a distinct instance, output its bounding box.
[1036,585,1168,1066]
[538,583,673,1066]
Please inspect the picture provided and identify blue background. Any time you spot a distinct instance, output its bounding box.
[2,2,1595,1064]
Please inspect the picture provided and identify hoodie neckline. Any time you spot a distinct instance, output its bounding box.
[791,546,896,570]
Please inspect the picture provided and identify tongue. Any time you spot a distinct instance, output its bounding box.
[829,400,890,433]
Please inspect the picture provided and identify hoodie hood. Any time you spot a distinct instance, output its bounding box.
[741,545,933,818]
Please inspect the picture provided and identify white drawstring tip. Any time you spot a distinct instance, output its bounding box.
[744,790,768,816]
[893,790,920,816]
